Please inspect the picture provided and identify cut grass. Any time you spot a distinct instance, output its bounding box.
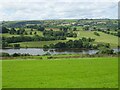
[2,57,118,88]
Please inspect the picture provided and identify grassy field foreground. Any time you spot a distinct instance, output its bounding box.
[0,60,2,89]
[2,57,118,88]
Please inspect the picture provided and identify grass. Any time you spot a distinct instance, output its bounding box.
[13,30,118,48]
[11,40,67,48]
[0,60,2,90]
[76,31,118,48]
[1,26,118,48]
[2,57,118,88]
[1,28,43,37]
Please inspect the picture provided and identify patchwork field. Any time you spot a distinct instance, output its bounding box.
[10,30,118,48]
[2,57,118,88]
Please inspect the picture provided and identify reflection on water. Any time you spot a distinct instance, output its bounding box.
[0,48,119,55]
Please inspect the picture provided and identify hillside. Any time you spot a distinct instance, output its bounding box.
[1,19,119,48]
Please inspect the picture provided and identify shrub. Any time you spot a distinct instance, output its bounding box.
[12,53,21,57]
[43,52,51,56]
[0,52,10,57]
[13,44,20,49]
[94,32,100,36]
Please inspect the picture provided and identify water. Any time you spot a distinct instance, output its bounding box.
[0,48,119,55]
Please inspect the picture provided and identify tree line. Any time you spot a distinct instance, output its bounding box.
[43,37,95,49]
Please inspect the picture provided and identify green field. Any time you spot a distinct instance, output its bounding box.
[11,40,66,48]
[1,28,43,38]
[2,57,118,88]
[0,60,2,90]
[76,31,118,48]
[1,19,118,48]
[13,30,118,48]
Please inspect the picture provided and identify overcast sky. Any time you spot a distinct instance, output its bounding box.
[0,0,119,21]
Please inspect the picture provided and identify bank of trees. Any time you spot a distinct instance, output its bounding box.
[0,52,31,57]
[97,28,119,37]
[43,30,77,38]
[1,26,9,33]
[2,35,66,44]
[43,37,95,49]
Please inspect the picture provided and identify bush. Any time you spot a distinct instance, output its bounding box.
[0,52,10,57]
[43,52,51,56]
[94,32,100,36]
[13,44,20,49]
[43,45,49,49]
[12,53,31,57]
[12,53,21,57]
[97,48,114,54]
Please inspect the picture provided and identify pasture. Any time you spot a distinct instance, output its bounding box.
[76,31,118,48]
[15,30,118,48]
[2,57,118,88]
[0,60,2,89]
[11,40,66,48]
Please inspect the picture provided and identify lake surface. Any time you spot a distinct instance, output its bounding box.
[0,48,119,55]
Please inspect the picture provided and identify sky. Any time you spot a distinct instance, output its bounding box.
[0,0,119,21]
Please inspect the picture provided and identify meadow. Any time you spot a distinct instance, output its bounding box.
[0,60,2,89]
[76,31,118,48]
[1,19,119,49]
[2,57,118,88]
[9,30,118,48]
[12,40,66,48]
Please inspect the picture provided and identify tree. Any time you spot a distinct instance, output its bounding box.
[73,27,77,31]
[2,41,8,48]
[43,45,49,49]
[97,47,114,54]
[94,32,100,36]
[1,26,9,33]
[9,28,16,34]
[30,32,32,35]
[24,32,28,35]
[13,44,20,49]
[34,32,37,35]
[83,26,89,31]
[0,52,10,57]
[54,42,66,48]
[118,31,120,37]
[38,26,45,31]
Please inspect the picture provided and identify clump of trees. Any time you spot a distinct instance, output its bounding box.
[43,37,95,49]
[13,44,20,49]
[97,48,114,54]
[0,52,10,57]
[43,30,77,38]
[96,43,114,54]
[83,26,89,31]
[94,32,100,36]
[2,35,66,44]
[38,26,45,31]
[97,28,119,37]
[0,52,31,57]
[1,26,9,33]
[8,28,25,35]
[66,32,77,38]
